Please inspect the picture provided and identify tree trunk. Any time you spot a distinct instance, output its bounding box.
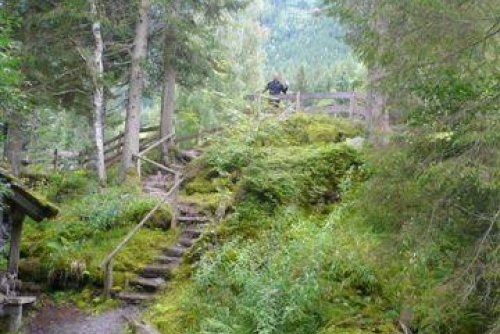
[5,111,24,176]
[366,66,390,144]
[160,64,176,164]
[366,0,390,145]
[121,0,150,180]
[160,0,181,164]
[90,0,106,187]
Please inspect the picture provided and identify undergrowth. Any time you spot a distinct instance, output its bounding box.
[144,114,399,333]
[18,167,176,296]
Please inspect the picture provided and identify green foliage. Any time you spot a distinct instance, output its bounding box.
[319,0,500,330]
[119,197,172,229]
[19,171,176,291]
[185,115,365,218]
[40,170,97,203]
[0,6,24,112]
[145,114,390,333]
[239,144,363,206]
[150,207,395,334]
[252,114,363,147]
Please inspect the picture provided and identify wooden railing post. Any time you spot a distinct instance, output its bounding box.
[53,149,58,171]
[349,94,357,119]
[171,172,180,229]
[137,157,142,179]
[103,259,113,299]
[256,93,261,118]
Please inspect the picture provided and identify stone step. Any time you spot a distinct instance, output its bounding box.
[116,291,156,304]
[143,186,166,192]
[162,246,186,258]
[129,276,166,292]
[177,216,210,223]
[154,255,181,265]
[177,237,195,248]
[177,204,203,215]
[140,264,175,279]
[180,228,204,239]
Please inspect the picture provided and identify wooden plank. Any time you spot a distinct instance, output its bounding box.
[137,133,175,158]
[4,296,36,305]
[133,155,179,175]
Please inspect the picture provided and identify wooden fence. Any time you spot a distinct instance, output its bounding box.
[246,91,368,120]
[74,126,222,170]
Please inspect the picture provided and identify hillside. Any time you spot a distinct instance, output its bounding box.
[261,0,362,92]
[141,114,400,334]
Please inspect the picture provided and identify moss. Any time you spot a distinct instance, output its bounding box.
[178,192,221,215]
[236,143,364,207]
[19,191,179,289]
[40,169,97,203]
[183,175,217,195]
[119,198,172,229]
[146,281,195,333]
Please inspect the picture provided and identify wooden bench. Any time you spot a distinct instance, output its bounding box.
[0,296,36,332]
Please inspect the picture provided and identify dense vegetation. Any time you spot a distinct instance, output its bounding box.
[0,0,499,333]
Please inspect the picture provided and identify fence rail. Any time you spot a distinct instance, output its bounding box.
[246,91,368,121]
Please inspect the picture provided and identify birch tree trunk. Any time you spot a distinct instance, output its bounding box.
[160,0,181,164]
[121,0,150,179]
[90,0,106,187]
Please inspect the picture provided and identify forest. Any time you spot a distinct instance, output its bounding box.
[0,0,499,333]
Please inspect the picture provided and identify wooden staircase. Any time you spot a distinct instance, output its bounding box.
[115,174,211,304]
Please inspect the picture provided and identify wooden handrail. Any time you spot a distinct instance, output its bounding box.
[136,133,176,179]
[134,154,180,175]
[78,126,160,165]
[100,175,184,298]
[245,91,365,101]
[137,133,175,158]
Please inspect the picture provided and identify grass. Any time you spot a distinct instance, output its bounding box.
[16,167,178,307]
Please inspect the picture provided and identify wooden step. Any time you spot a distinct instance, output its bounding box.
[163,246,186,257]
[140,264,175,279]
[129,276,166,292]
[117,291,156,303]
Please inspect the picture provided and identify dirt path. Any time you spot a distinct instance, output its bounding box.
[25,298,140,334]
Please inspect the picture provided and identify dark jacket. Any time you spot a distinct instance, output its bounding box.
[264,79,288,95]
